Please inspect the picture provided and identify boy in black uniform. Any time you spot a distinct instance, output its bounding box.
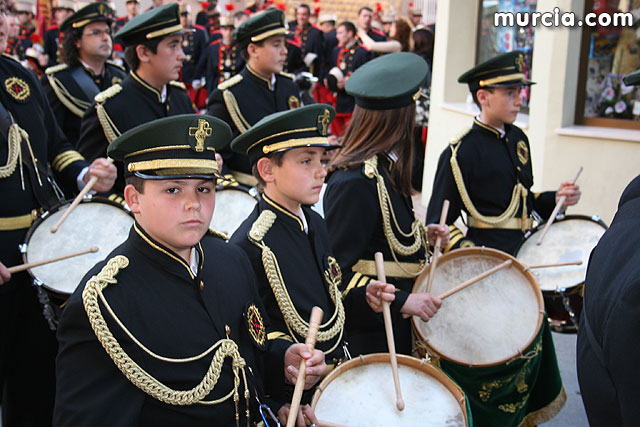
[426,51,580,255]
[202,15,244,93]
[77,3,195,193]
[230,104,394,425]
[0,10,117,424]
[54,114,326,426]
[42,2,126,147]
[207,9,300,178]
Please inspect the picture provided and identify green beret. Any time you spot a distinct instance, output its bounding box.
[232,9,287,46]
[458,50,534,91]
[230,104,337,166]
[346,52,428,110]
[115,3,192,47]
[623,69,640,86]
[108,114,231,180]
[60,2,113,33]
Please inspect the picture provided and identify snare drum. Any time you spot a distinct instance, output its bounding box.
[210,186,259,236]
[311,353,470,427]
[516,215,607,332]
[22,197,133,327]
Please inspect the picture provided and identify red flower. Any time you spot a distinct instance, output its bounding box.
[376,2,382,12]
[225,3,235,10]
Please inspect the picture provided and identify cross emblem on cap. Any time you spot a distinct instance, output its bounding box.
[99,3,105,15]
[317,109,331,135]
[515,54,524,73]
[188,119,212,152]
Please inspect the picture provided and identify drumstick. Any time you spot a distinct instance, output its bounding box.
[426,200,450,294]
[318,421,351,427]
[7,246,99,273]
[286,306,324,427]
[536,166,583,246]
[51,158,114,233]
[438,259,512,300]
[526,260,583,270]
[374,252,405,411]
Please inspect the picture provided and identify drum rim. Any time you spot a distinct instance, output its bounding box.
[411,247,545,368]
[214,183,260,202]
[22,196,133,295]
[311,353,469,426]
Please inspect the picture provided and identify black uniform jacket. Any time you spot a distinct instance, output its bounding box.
[327,43,369,114]
[0,54,87,272]
[206,66,300,173]
[202,39,244,93]
[577,174,640,426]
[55,224,270,426]
[77,71,194,192]
[289,23,324,76]
[426,118,556,255]
[324,154,423,356]
[181,25,208,84]
[43,24,60,67]
[42,62,126,146]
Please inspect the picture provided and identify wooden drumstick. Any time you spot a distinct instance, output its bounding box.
[536,166,583,246]
[286,306,324,427]
[51,158,114,233]
[426,200,450,294]
[438,259,512,300]
[8,246,99,273]
[374,252,405,411]
[526,260,582,270]
[318,421,350,427]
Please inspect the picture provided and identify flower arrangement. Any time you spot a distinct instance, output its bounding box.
[594,73,637,119]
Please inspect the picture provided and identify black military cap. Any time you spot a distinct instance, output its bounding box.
[458,50,535,92]
[60,2,113,33]
[231,104,337,166]
[232,9,287,46]
[115,3,193,47]
[623,69,640,86]
[108,114,232,180]
[346,52,428,110]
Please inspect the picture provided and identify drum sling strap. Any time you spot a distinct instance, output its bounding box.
[581,310,606,367]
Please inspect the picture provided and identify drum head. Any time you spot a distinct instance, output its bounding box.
[312,354,468,427]
[25,199,133,295]
[413,248,543,367]
[210,187,258,236]
[516,216,606,291]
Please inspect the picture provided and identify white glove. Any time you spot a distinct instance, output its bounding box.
[192,79,202,90]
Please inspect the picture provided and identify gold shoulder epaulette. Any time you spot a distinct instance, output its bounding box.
[2,53,20,63]
[449,126,472,148]
[363,155,378,179]
[279,72,294,80]
[45,63,68,75]
[249,210,276,242]
[169,80,187,91]
[208,228,229,241]
[95,83,122,103]
[105,60,125,71]
[218,74,242,91]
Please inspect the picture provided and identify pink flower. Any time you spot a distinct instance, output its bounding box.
[614,100,627,114]
[603,87,616,101]
[605,106,614,115]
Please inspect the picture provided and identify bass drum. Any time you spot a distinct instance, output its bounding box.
[210,185,259,237]
[312,353,470,427]
[516,214,607,332]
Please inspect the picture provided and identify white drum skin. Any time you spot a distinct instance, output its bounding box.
[413,248,544,367]
[312,354,468,427]
[517,216,606,292]
[24,199,133,295]
[210,187,258,236]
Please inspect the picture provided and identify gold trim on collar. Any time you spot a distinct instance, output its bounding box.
[127,158,219,173]
[146,23,184,39]
[479,73,525,87]
[263,194,304,232]
[245,127,317,153]
[251,27,287,43]
[246,65,273,90]
[130,71,163,102]
[133,222,194,279]
[473,118,501,137]
[262,137,329,154]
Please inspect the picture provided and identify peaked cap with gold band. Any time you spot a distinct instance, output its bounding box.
[230,104,337,166]
[232,9,287,47]
[345,52,428,110]
[107,114,231,180]
[458,50,535,91]
[60,2,113,33]
[114,3,193,47]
